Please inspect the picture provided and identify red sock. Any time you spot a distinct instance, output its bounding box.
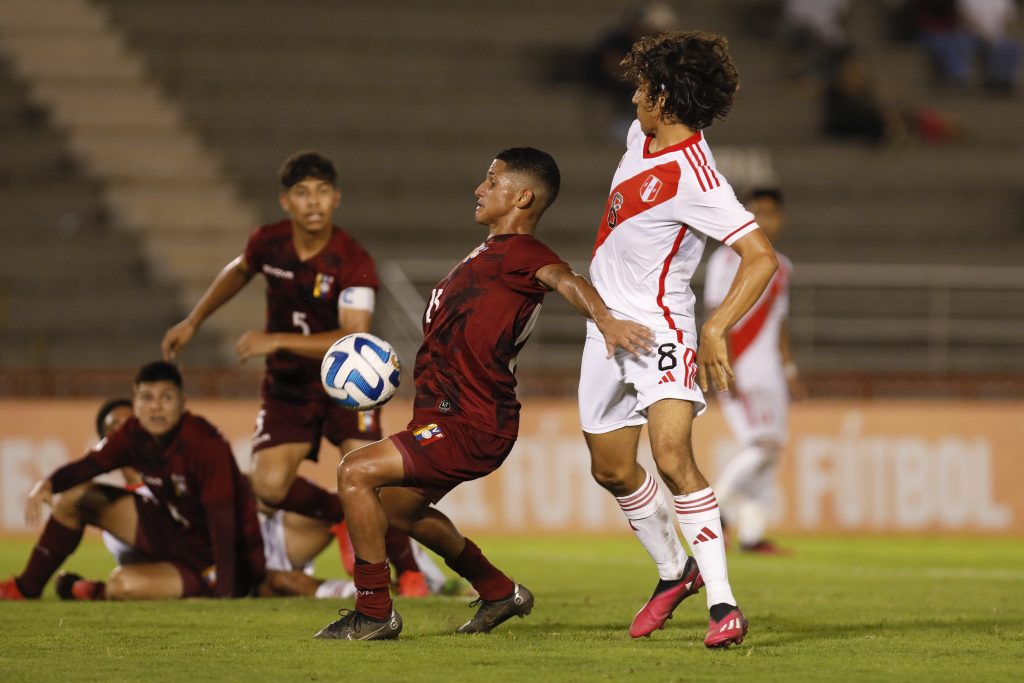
[384,528,418,575]
[277,478,343,523]
[444,538,514,601]
[17,518,83,598]
[353,559,393,620]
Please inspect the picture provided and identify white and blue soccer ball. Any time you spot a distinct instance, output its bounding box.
[320,333,401,410]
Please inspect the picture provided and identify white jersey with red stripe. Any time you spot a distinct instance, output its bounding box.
[704,245,793,390]
[587,120,759,346]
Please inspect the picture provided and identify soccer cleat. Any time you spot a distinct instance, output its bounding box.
[456,583,534,634]
[629,556,704,638]
[331,521,356,576]
[704,606,748,648]
[0,577,26,600]
[740,540,791,555]
[56,572,105,601]
[313,609,403,641]
[396,570,429,598]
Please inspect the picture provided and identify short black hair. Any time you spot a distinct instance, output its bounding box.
[749,187,784,206]
[622,30,740,130]
[134,361,183,389]
[495,147,561,208]
[95,398,131,439]
[279,151,338,189]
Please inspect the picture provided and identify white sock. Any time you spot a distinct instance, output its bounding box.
[675,487,736,608]
[615,470,688,580]
[314,579,356,599]
[736,500,768,547]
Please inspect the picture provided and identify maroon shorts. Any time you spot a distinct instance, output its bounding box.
[251,394,382,461]
[131,495,214,598]
[389,418,516,503]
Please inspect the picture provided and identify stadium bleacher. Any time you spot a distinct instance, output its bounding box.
[1,0,1021,385]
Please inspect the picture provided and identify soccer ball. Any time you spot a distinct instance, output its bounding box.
[320,333,401,410]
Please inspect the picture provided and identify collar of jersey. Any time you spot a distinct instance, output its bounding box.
[643,129,702,158]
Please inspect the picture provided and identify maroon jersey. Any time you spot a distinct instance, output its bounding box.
[413,233,566,438]
[244,220,379,401]
[48,413,265,597]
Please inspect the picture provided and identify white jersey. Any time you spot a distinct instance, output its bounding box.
[588,120,759,345]
[705,245,793,390]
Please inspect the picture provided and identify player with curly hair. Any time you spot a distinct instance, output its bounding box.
[579,31,779,648]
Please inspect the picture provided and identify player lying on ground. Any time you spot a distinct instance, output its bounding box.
[314,147,653,640]
[706,188,801,555]
[0,362,266,601]
[161,151,431,595]
[578,31,778,647]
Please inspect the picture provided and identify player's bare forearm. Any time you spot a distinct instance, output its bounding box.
[163,256,252,360]
[698,232,778,391]
[535,263,653,357]
[269,331,358,360]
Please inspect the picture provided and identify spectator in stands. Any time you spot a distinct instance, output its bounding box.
[822,49,963,144]
[585,2,679,136]
[781,0,852,79]
[960,0,1020,93]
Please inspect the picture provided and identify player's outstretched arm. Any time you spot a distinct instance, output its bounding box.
[162,256,254,360]
[535,263,653,358]
[235,306,372,362]
[698,231,778,392]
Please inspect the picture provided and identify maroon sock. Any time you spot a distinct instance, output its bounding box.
[16,518,84,598]
[353,558,393,620]
[277,478,343,523]
[444,538,514,601]
[384,528,418,575]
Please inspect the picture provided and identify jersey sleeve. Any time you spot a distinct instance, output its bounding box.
[48,430,131,493]
[191,426,239,597]
[501,237,567,294]
[675,179,759,246]
[339,238,380,291]
[242,226,267,272]
[703,247,738,311]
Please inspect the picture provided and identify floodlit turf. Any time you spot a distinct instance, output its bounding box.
[1,534,1022,682]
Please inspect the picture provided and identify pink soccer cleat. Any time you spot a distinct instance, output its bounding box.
[0,577,26,601]
[629,556,704,638]
[704,606,748,648]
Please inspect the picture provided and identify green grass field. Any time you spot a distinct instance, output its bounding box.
[1,534,1022,682]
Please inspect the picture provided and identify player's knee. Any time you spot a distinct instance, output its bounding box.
[590,462,633,494]
[336,457,371,497]
[52,484,90,521]
[105,566,138,600]
[251,466,290,505]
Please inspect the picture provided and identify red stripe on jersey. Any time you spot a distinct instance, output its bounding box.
[729,269,787,361]
[693,145,721,189]
[656,225,688,344]
[593,162,681,257]
[682,147,707,192]
[723,220,756,244]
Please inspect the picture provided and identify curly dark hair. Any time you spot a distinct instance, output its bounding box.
[621,30,740,130]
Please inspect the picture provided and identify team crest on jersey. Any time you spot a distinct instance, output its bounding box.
[639,175,663,202]
[313,273,334,299]
[412,423,445,444]
[171,474,189,497]
[463,243,489,263]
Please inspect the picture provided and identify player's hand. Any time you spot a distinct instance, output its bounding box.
[162,319,197,360]
[24,479,53,526]
[697,322,734,392]
[236,331,278,362]
[597,317,654,358]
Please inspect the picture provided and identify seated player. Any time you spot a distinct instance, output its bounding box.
[0,361,265,600]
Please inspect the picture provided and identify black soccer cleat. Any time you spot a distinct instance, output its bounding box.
[456,583,534,634]
[313,609,403,641]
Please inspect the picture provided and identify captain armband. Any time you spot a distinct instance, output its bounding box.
[338,286,376,313]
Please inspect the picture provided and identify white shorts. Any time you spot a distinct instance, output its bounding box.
[259,510,313,574]
[718,384,789,446]
[579,331,706,434]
